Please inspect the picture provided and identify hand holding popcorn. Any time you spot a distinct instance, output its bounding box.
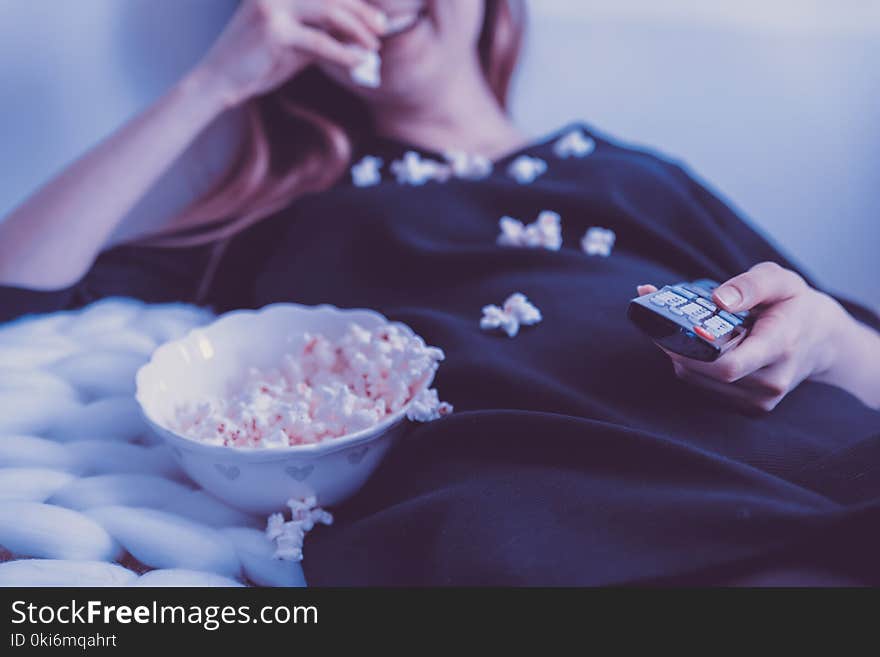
[193,0,387,109]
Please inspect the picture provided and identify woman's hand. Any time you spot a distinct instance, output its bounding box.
[192,0,387,109]
[638,261,880,412]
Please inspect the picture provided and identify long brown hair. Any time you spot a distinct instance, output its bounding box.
[142,0,527,248]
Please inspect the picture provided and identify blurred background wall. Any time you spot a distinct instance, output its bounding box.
[0,0,877,309]
[514,0,880,310]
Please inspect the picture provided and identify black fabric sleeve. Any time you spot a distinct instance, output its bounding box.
[666,160,880,332]
[0,242,216,324]
[0,285,76,323]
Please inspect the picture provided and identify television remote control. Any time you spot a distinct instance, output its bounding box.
[627,279,754,362]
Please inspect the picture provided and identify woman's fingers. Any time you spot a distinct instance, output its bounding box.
[668,326,803,411]
[265,0,381,57]
[294,26,367,68]
[713,261,806,313]
[712,311,796,381]
[663,313,787,384]
[295,0,385,50]
[740,360,800,398]
[671,362,759,411]
[671,361,783,412]
[641,264,834,412]
[340,0,389,36]
[637,276,801,411]
[638,280,777,382]
[316,4,382,50]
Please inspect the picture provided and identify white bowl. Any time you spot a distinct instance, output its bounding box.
[135,303,431,514]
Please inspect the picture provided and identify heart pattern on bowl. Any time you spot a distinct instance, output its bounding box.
[347,446,369,465]
[214,463,240,481]
[284,464,314,481]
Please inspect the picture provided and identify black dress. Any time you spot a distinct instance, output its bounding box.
[3,124,879,585]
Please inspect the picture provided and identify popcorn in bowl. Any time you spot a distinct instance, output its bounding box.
[170,323,451,449]
[135,303,453,513]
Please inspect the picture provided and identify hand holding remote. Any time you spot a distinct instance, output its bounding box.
[637,261,859,413]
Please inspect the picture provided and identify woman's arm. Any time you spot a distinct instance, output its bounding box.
[0,75,226,289]
[0,0,384,291]
[815,303,880,409]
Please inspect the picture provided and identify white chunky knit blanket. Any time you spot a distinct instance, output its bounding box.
[0,298,306,587]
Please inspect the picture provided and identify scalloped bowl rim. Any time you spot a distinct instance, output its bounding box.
[135,303,433,459]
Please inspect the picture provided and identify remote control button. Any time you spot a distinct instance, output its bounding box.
[703,315,735,338]
[718,310,742,326]
[696,298,717,312]
[668,305,684,315]
[680,303,712,322]
[693,325,715,341]
[672,286,697,300]
[650,290,688,307]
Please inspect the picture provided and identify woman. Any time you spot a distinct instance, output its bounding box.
[1,0,879,585]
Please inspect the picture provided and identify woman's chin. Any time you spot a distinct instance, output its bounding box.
[368,78,427,103]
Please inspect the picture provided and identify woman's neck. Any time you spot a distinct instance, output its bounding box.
[369,61,526,160]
